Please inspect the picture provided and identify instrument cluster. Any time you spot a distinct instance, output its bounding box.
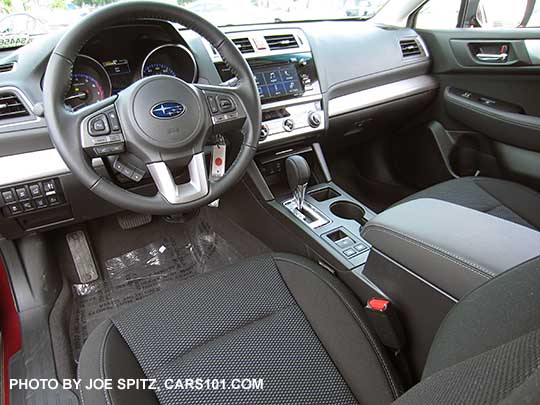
[65,42,198,110]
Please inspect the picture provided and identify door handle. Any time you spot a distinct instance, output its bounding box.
[476,52,508,62]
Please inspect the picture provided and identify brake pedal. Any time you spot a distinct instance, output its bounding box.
[66,230,99,284]
[116,212,152,230]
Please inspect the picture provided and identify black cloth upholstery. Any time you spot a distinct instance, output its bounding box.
[396,177,540,229]
[393,256,540,404]
[78,254,401,405]
[80,252,540,405]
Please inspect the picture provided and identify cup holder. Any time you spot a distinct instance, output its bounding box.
[330,201,367,226]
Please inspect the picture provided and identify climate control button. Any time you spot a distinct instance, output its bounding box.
[260,124,269,141]
[308,112,322,128]
[282,118,295,132]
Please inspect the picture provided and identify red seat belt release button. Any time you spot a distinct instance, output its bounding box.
[367,298,389,312]
[365,297,406,350]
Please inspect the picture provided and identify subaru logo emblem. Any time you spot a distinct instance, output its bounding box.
[150,101,186,119]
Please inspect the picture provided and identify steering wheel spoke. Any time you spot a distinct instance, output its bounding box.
[147,153,209,204]
[195,83,248,134]
[76,97,127,158]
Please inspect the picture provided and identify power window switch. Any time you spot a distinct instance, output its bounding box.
[1,190,15,204]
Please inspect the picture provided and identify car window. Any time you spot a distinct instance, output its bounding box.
[475,0,529,28]
[415,0,462,29]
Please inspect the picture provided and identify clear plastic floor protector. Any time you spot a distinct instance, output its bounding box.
[69,215,242,362]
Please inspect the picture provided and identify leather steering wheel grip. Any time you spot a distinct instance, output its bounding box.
[42,1,261,215]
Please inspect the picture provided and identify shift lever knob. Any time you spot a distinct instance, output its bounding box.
[286,156,311,210]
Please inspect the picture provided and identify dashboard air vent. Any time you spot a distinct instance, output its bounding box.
[0,93,29,120]
[0,63,15,73]
[264,34,299,50]
[400,39,422,57]
[232,38,254,54]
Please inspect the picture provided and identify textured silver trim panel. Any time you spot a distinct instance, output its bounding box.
[0,148,102,187]
[328,75,438,117]
[525,39,540,65]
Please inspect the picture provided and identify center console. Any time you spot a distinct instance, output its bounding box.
[206,29,324,147]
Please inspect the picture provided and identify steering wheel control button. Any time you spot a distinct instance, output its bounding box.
[93,143,125,157]
[15,187,29,200]
[283,118,295,132]
[89,114,110,136]
[1,190,15,204]
[217,96,235,113]
[106,110,121,132]
[206,95,219,114]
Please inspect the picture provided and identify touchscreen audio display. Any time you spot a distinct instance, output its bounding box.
[254,64,303,100]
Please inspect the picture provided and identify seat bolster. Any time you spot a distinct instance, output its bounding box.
[273,253,403,403]
[78,319,160,405]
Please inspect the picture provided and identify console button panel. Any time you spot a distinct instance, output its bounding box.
[1,177,66,217]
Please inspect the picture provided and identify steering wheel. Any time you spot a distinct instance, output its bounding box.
[42,1,261,215]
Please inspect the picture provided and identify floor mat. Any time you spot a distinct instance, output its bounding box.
[69,210,265,362]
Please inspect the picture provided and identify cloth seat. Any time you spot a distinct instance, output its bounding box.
[78,254,402,405]
[396,176,540,230]
[79,253,540,404]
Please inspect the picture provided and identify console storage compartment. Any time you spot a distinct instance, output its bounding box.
[354,198,540,377]
[361,198,540,299]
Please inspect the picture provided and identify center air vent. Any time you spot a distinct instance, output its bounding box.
[0,93,29,120]
[232,38,254,54]
[264,34,299,50]
[0,63,15,73]
[400,39,422,57]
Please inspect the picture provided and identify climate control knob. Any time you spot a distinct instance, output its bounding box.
[260,124,269,141]
[283,118,295,132]
[308,111,322,128]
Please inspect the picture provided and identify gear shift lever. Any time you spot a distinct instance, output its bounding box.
[286,155,311,211]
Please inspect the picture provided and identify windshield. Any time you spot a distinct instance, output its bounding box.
[0,0,389,48]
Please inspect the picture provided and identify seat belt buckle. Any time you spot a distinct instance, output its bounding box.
[365,298,406,351]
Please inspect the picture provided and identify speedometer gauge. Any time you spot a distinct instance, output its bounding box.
[65,73,105,110]
[141,44,198,83]
[143,63,177,77]
[65,55,112,111]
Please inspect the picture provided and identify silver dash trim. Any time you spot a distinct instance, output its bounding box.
[0,148,102,187]
[328,75,438,117]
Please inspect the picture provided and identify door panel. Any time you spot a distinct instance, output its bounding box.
[415,28,540,190]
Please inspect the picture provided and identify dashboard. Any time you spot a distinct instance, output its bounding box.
[65,23,198,110]
[0,18,436,239]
